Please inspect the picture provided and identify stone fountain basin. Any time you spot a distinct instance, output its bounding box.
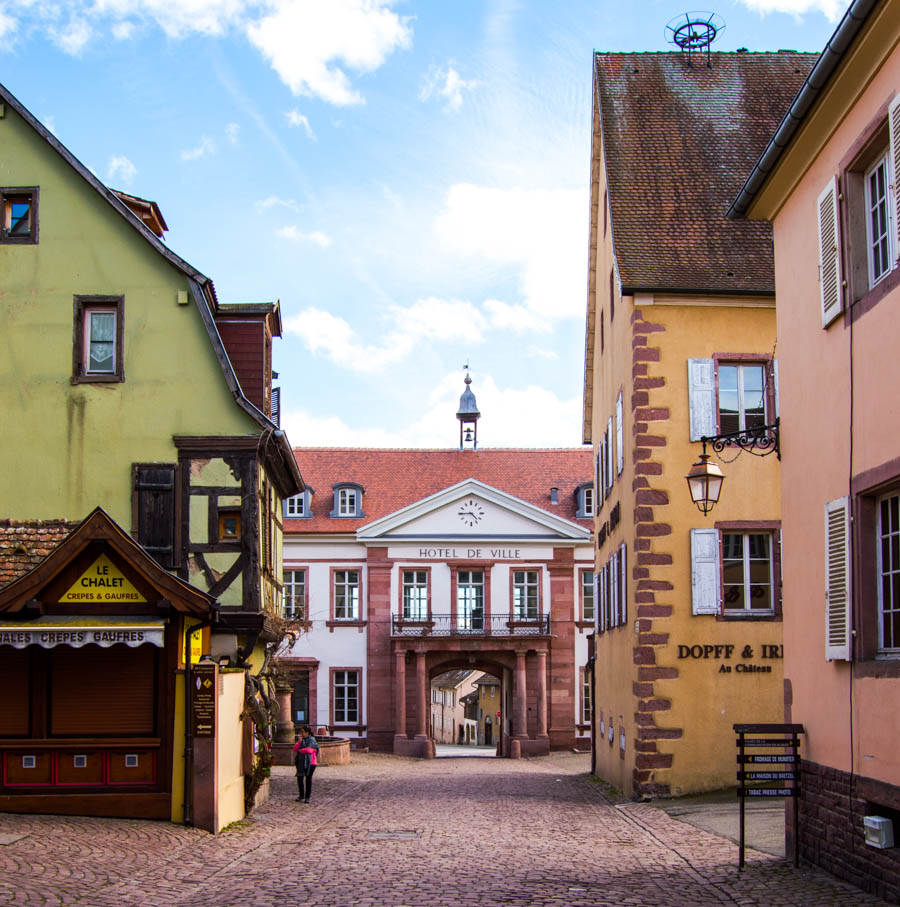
[314,736,350,766]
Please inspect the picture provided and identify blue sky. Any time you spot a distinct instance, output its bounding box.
[2,0,842,448]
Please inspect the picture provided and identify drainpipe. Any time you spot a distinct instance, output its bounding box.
[183,608,218,827]
[587,643,597,778]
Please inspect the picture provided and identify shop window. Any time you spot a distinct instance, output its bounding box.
[283,569,307,620]
[73,295,125,383]
[0,187,38,243]
[401,569,429,620]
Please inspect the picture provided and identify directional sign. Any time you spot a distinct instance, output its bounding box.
[739,788,797,798]
[738,771,796,781]
[738,738,798,747]
[192,664,216,738]
[738,754,797,764]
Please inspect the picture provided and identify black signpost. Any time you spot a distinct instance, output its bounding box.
[734,723,804,869]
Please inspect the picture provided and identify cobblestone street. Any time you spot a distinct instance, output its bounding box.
[0,753,889,907]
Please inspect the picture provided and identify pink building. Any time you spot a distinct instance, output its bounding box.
[731,1,900,898]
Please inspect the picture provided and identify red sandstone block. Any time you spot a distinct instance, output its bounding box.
[632,478,651,492]
[634,462,663,475]
[633,376,666,389]
[638,727,683,740]
[635,591,656,604]
[636,489,669,505]
[638,633,669,646]
[634,433,666,447]
[634,407,669,420]
[632,334,648,347]
[633,567,650,579]
[638,580,674,591]
[632,309,642,323]
[631,391,650,408]
[638,605,672,617]
[633,740,658,752]
[632,681,654,696]
[638,666,678,680]
[632,363,648,377]
[632,449,652,463]
[633,320,665,333]
[632,421,648,434]
[635,753,674,769]
[634,712,656,726]
[637,698,672,711]
[637,552,673,566]
[636,522,671,536]
[633,347,661,362]
[635,537,651,550]
[632,646,656,665]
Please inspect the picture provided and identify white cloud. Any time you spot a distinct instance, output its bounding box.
[276,226,332,248]
[42,115,57,135]
[51,17,92,54]
[482,299,550,334]
[107,154,137,186]
[282,371,582,448]
[286,109,315,139]
[734,0,844,20]
[180,136,216,161]
[0,9,16,39]
[246,0,412,106]
[526,346,558,361]
[90,0,247,38]
[419,62,479,112]
[225,122,240,144]
[284,297,486,374]
[256,195,303,213]
[111,20,133,39]
[434,183,586,321]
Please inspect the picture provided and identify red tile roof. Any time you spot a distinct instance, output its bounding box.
[0,519,76,589]
[286,448,593,534]
[595,51,816,294]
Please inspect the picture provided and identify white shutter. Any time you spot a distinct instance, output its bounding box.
[610,551,618,627]
[607,417,614,493]
[619,542,627,625]
[690,528,720,615]
[616,392,624,475]
[818,176,843,327]
[688,359,716,441]
[825,497,852,661]
[772,359,779,419]
[889,94,900,262]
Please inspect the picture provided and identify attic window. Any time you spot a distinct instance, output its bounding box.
[576,483,595,519]
[1,188,38,244]
[330,484,365,519]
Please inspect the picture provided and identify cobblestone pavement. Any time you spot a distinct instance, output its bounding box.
[0,752,890,907]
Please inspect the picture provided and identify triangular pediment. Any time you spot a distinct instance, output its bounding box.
[357,480,591,541]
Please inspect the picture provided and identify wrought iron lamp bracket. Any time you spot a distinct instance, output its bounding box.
[700,417,780,461]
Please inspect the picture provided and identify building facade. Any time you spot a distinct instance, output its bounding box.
[280,422,594,758]
[583,51,814,797]
[0,81,302,829]
[730,0,900,898]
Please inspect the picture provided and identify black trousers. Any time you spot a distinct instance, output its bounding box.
[297,765,316,801]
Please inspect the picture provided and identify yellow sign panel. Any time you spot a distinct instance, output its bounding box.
[60,554,147,604]
[189,630,203,664]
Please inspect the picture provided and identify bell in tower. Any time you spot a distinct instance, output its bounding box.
[456,370,480,451]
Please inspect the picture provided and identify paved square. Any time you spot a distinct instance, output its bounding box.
[0,753,889,906]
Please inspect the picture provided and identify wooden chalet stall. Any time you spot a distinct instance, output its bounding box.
[0,508,215,821]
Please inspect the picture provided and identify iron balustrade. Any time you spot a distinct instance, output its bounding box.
[391,613,550,637]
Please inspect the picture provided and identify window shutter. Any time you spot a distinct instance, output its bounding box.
[594,572,601,634]
[687,359,716,441]
[772,359,779,419]
[619,542,627,625]
[889,94,900,262]
[690,528,720,615]
[134,465,177,568]
[610,551,618,627]
[818,176,843,327]
[598,565,607,632]
[271,386,281,427]
[825,497,852,661]
[616,392,624,475]
[606,417,614,494]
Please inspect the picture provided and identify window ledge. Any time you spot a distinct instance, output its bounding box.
[576,620,595,630]
[853,658,900,679]
[72,374,124,385]
[325,619,366,631]
[719,612,780,622]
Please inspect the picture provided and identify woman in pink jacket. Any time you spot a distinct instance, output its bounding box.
[293,725,318,803]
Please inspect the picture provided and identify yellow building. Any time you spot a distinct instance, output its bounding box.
[583,50,813,797]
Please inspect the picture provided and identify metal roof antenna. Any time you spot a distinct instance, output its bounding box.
[665,11,725,68]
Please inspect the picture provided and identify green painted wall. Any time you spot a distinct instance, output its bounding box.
[0,103,259,526]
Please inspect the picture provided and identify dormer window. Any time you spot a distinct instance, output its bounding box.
[576,483,595,518]
[330,483,365,519]
[284,490,311,519]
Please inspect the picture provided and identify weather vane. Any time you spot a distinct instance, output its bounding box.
[665,12,725,67]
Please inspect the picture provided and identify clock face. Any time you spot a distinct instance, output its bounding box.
[457,499,485,527]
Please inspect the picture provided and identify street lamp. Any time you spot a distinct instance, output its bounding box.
[685,419,780,515]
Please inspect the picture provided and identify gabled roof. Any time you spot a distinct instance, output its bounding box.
[433,669,476,688]
[0,508,214,615]
[0,519,77,589]
[0,80,303,495]
[594,51,816,294]
[285,448,592,535]
[359,479,591,541]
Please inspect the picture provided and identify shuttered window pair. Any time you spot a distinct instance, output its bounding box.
[687,358,777,442]
[597,543,626,632]
[818,95,900,325]
[690,528,778,617]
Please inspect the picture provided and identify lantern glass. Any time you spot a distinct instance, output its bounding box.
[685,455,725,514]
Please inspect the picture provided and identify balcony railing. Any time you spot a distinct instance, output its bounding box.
[391,613,549,637]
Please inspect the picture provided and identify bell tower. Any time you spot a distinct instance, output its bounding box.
[456,370,480,451]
